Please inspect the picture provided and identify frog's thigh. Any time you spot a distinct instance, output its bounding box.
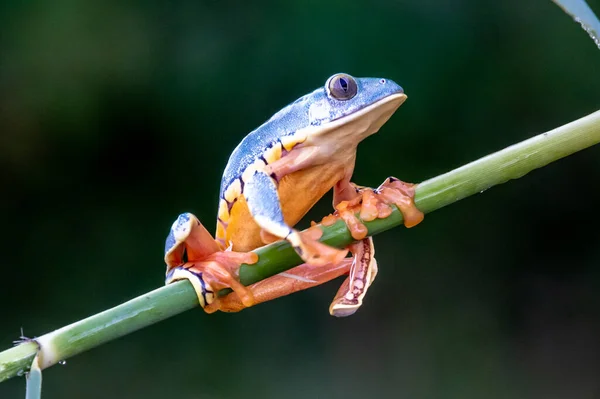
[244,169,293,239]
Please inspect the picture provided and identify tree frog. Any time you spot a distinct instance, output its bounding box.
[164,73,423,316]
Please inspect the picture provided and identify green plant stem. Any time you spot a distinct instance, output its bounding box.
[1,109,599,383]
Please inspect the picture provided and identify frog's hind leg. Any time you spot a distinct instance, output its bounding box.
[213,237,377,316]
[214,258,353,313]
[244,169,347,266]
[164,212,258,312]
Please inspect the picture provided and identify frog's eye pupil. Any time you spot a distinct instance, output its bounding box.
[339,78,348,91]
[327,74,357,100]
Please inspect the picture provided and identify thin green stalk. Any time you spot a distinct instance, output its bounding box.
[0,109,599,383]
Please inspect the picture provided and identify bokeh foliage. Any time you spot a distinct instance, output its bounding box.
[1,0,600,398]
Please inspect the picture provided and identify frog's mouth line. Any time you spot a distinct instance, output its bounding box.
[342,92,407,124]
[307,92,407,139]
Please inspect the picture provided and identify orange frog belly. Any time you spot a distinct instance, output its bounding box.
[221,163,346,252]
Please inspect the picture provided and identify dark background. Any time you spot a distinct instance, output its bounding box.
[2,1,600,398]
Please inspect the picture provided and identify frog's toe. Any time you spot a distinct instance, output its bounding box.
[335,200,369,240]
[331,177,424,234]
[204,267,256,312]
[376,177,424,228]
[235,289,255,308]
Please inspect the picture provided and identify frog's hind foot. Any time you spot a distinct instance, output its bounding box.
[167,250,258,313]
[214,258,354,313]
[164,212,258,313]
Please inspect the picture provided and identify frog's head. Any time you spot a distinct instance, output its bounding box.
[318,73,404,122]
[302,73,407,144]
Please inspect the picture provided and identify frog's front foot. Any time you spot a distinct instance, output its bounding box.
[328,177,424,240]
[287,226,348,267]
[164,212,258,313]
[375,177,424,227]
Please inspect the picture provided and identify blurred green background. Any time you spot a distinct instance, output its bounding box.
[2,0,600,398]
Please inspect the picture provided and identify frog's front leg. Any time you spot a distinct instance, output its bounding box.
[164,213,258,311]
[244,169,347,266]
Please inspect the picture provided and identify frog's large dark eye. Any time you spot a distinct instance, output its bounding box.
[327,73,357,101]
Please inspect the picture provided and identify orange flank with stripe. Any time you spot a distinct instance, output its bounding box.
[216,161,346,252]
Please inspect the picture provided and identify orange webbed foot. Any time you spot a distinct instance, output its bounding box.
[328,177,424,237]
[376,177,424,228]
[168,250,258,313]
[164,212,260,313]
[203,250,258,311]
